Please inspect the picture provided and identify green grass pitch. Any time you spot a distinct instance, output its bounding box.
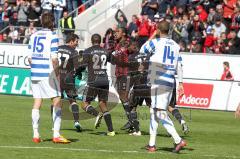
[0,94,240,159]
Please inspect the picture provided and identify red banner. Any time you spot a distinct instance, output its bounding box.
[177,83,214,108]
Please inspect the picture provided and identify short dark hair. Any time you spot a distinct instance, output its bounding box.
[41,12,54,30]
[91,33,101,44]
[66,33,79,43]
[223,61,230,68]
[157,20,170,34]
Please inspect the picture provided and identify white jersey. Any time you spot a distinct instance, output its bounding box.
[28,29,59,81]
[140,37,183,90]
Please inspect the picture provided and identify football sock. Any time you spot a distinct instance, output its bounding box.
[52,107,62,138]
[149,108,158,146]
[123,102,131,113]
[103,111,114,132]
[71,104,79,122]
[32,109,40,138]
[50,105,53,116]
[172,109,183,124]
[85,105,99,117]
[158,110,181,144]
[130,111,140,132]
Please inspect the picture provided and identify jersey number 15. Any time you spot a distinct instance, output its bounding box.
[32,36,46,53]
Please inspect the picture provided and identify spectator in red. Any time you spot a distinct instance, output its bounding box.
[221,61,234,80]
[196,5,208,22]
[149,14,160,38]
[137,14,150,47]
[223,0,237,28]
[203,26,215,53]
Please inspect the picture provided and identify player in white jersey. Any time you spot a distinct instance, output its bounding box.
[28,12,70,144]
[140,20,186,153]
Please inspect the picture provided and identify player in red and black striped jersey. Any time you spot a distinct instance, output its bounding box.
[113,28,142,135]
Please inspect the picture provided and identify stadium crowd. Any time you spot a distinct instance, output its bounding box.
[0,0,98,43]
[0,0,239,54]
[104,0,240,54]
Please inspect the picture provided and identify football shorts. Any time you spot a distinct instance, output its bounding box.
[31,77,61,99]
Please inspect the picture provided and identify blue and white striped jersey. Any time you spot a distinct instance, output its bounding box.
[28,29,59,81]
[140,38,183,89]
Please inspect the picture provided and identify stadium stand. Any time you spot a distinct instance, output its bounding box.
[0,0,239,54]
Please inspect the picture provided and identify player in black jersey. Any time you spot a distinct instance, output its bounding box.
[51,33,82,132]
[122,44,152,135]
[79,34,115,136]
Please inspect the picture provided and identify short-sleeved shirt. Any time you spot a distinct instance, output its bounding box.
[140,37,182,90]
[28,29,59,81]
[81,45,111,85]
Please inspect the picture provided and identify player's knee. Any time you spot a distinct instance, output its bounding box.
[52,97,61,107]
[158,110,168,121]
[168,106,174,112]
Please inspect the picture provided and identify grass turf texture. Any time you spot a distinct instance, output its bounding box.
[0,94,240,159]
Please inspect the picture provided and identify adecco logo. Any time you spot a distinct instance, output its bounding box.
[177,83,214,108]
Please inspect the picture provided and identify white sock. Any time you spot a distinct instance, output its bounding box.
[158,111,182,144]
[32,109,40,138]
[52,107,62,138]
[149,108,158,146]
[181,120,186,125]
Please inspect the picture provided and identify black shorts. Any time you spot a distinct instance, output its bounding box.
[116,76,131,91]
[129,85,151,107]
[60,74,78,99]
[83,84,109,102]
[169,86,176,108]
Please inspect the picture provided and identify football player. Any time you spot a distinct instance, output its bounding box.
[79,34,115,136]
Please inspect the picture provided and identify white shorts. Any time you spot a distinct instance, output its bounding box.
[151,85,173,110]
[31,77,61,99]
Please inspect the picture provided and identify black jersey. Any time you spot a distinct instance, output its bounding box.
[58,45,79,75]
[58,45,79,94]
[81,45,111,85]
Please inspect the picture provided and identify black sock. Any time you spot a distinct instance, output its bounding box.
[130,111,140,132]
[172,109,183,124]
[122,102,131,112]
[85,105,99,117]
[51,105,53,117]
[103,111,114,132]
[71,104,79,122]
[122,101,131,120]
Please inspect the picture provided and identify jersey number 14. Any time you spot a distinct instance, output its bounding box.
[163,46,175,64]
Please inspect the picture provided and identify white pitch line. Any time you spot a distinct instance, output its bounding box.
[0,145,239,159]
